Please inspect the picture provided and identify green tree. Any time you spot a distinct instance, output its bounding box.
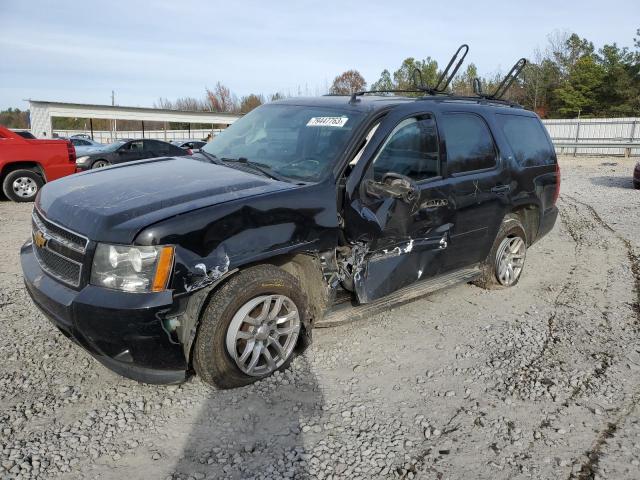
[554,55,605,116]
[0,108,30,128]
[370,69,394,92]
[595,43,636,115]
[451,63,478,96]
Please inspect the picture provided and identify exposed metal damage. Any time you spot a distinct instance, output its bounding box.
[184,254,231,293]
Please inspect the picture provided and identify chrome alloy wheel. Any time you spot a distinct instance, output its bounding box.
[495,236,526,286]
[226,295,301,377]
[12,177,38,198]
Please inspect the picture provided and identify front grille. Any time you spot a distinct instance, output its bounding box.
[33,209,88,252]
[33,246,82,286]
[32,208,89,288]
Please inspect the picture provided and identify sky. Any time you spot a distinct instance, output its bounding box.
[1,0,638,110]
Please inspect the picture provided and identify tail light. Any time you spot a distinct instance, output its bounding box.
[186,148,193,155]
[66,141,76,163]
[552,163,561,205]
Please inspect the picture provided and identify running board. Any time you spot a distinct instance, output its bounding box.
[315,266,481,328]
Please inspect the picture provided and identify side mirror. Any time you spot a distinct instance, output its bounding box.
[365,173,419,203]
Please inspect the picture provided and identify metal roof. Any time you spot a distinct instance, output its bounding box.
[27,99,241,124]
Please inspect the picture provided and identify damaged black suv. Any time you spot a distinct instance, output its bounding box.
[21,93,559,388]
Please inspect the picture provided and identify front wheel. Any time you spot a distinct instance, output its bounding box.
[91,159,110,169]
[475,214,527,289]
[193,265,307,389]
[2,169,44,202]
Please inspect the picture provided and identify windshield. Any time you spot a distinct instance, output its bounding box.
[202,104,364,182]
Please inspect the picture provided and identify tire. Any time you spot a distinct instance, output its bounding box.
[634,180,640,190]
[474,214,527,289]
[193,264,308,389]
[2,169,44,202]
[91,159,110,169]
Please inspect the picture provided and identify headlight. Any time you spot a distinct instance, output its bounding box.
[76,156,90,164]
[90,243,174,293]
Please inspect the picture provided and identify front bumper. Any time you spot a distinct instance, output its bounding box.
[21,241,188,384]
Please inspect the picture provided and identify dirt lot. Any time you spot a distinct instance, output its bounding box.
[1,156,639,480]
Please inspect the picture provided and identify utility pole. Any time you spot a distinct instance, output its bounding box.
[111,90,117,141]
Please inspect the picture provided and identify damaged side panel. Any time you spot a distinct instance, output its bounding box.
[134,181,340,357]
[342,176,457,303]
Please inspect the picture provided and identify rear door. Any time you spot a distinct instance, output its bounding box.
[436,111,511,270]
[343,108,455,303]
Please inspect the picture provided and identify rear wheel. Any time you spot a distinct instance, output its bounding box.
[475,214,527,289]
[2,169,44,202]
[193,264,307,389]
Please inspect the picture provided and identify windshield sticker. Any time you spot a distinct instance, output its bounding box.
[306,117,349,128]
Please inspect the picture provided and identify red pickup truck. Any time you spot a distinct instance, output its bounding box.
[0,125,77,202]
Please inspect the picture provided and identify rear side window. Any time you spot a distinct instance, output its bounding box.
[496,114,555,167]
[146,140,178,156]
[440,113,496,175]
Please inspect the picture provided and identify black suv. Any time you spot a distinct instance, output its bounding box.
[21,94,559,388]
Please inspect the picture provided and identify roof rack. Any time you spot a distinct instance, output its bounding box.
[410,44,469,94]
[474,58,527,100]
[347,46,525,108]
[350,44,469,103]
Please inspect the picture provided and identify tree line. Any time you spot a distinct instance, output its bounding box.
[344,29,640,118]
[2,28,638,130]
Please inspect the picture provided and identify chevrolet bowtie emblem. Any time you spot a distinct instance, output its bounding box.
[33,229,47,248]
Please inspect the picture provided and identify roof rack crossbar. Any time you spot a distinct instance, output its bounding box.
[349,89,435,103]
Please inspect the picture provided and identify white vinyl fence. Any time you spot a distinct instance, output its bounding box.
[542,118,640,156]
[54,118,640,157]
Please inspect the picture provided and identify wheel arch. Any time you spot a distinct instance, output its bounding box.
[510,203,540,246]
[180,250,328,367]
[0,161,46,183]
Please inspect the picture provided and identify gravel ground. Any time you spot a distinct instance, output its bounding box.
[1,156,639,480]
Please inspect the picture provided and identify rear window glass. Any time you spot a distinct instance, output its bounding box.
[496,114,555,167]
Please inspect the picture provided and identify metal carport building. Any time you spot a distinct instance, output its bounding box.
[27,100,241,139]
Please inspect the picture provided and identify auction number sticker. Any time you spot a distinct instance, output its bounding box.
[306,117,349,127]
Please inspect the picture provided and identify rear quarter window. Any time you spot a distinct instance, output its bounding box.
[496,114,555,167]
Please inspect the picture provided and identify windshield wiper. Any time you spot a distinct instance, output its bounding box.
[197,150,223,165]
[220,157,289,182]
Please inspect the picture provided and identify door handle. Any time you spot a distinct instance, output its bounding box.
[491,185,511,194]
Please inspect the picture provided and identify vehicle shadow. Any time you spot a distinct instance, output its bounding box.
[170,355,322,479]
[589,175,636,190]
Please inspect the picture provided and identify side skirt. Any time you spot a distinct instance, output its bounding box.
[315,265,481,328]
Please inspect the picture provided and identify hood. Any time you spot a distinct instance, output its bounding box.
[37,156,295,243]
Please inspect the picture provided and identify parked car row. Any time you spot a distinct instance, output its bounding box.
[0,128,207,200]
[75,139,191,170]
[0,126,76,202]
